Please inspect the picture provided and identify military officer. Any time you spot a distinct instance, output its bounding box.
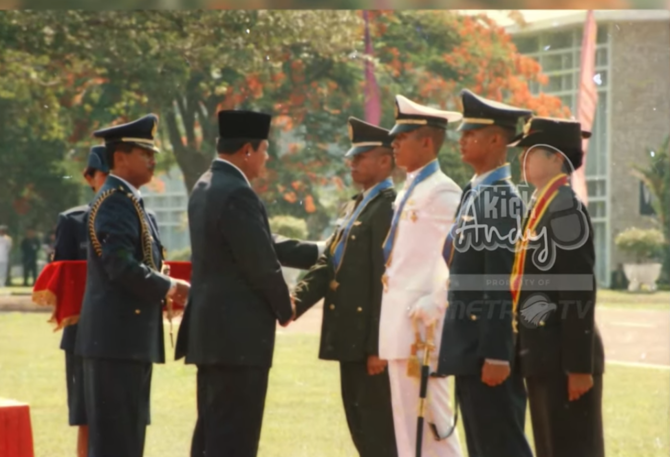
[436,89,533,457]
[175,110,316,457]
[510,117,605,457]
[379,95,463,457]
[292,117,398,457]
[53,146,109,457]
[75,114,190,457]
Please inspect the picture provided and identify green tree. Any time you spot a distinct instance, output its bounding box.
[0,10,565,239]
[631,135,670,283]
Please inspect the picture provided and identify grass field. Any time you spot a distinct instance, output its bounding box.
[1,312,669,457]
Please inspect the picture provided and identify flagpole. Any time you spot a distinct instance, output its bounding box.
[573,10,598,205]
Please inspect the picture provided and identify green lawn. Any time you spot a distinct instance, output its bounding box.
[0,312,668,457]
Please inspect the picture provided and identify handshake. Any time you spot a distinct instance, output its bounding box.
[166,278,191,308]
[280,295,298,328]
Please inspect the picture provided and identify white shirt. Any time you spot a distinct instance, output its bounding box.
[109,173,142,199]
[215,157,251,187]
[404,158,438,189]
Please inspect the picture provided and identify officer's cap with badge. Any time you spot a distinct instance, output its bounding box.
[389,95,462,136]
[345,117,393,158]
[93,114,160,156]
[83,145,109,177]
[457,89,532,134]
[217,110,272,143]
[509,117,591,171]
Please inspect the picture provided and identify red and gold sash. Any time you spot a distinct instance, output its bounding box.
[510,173,569,332]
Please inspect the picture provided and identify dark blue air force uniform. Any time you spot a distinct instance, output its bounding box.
[74,114,171,457]
[53,145,108,427]
[436,89,534,457]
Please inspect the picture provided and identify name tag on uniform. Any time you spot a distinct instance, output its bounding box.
[353,221,362,226]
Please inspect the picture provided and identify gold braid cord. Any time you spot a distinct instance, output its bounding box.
[89,186,177,345]
[88,187,157,271]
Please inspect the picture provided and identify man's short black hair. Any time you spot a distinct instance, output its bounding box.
[217,138,262,155]
[106,143,134,170]
[415,126,446,155]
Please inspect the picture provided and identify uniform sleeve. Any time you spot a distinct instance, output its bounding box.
[94,194,172,303]
[366,198,394,355]
[292,236,334,319]
[272,234,320,270]
[558,208,597,374]
[52,214,78,261]
[219,187,293,325]
[476,192,522,362]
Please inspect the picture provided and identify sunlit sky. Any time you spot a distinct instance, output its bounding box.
[460,9,584,27]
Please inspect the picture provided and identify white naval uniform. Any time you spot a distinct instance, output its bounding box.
[379,160,463,457]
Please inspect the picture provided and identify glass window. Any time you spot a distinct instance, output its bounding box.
[562,52,574,69]
[596,47,608,67]
[170,211,185,223]
[587,179,606,198]
[542,30,573,51]
[514,35,539,54]
[593,222,607,286]
[592,70,607,88]
[170,195,186,208]
[541,53,564,72]
[588,201,606,219]
[597,24,609,44]
[559,94,574,112]
[547,75,563,92]
[562,73,574,91]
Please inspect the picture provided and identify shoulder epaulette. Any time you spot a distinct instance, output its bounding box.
[88,186,158,271]
[61,204,89,217]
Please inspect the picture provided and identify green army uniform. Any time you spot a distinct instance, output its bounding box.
[293,117,398,457]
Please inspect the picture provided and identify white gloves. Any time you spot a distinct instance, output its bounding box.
[408,295,445,327]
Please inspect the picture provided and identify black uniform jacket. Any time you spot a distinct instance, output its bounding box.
[515,185,604,377]
[75,176,172,363]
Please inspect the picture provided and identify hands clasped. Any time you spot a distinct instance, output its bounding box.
[280,295,297,328]
[167,279,191,307]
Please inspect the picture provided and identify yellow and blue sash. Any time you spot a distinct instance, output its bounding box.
[330,178,394,271]
[443,164,512,268]
[382,160,440,264]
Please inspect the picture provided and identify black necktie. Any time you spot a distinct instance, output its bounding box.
[354,193,364,209]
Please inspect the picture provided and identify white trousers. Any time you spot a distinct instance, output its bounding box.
[388,360,463,457]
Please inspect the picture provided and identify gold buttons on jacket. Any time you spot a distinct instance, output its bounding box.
[351,235,356,240]
[539,321,545,327]
[470,314,477,321]
[357,307,363,312]
[135,309,141,314]
[329,304,336,310]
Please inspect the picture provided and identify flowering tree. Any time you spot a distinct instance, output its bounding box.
[1,10,565,237]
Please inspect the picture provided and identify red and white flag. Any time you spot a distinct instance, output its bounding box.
[573,10,598,205]
[363,10,381,125]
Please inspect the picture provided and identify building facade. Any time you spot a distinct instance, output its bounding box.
[507,10,670,286]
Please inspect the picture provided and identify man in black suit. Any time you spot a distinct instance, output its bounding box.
[510,117,605,457]
[75,114,190,457]
[175,109,305,457]
[292,117,397,457]
[436,89,533,457]
[53,145,109,457]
